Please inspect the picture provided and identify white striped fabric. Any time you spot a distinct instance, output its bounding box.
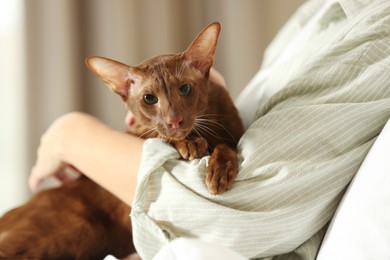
[131,0,390,259]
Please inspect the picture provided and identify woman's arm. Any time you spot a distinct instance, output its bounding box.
[29,112,144,205]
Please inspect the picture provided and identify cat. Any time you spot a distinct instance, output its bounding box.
[0,22,244,259]
[86,22,244,195]
[0,176,134,259]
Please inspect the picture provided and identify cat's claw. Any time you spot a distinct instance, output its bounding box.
[172,137,208,160]
[206,144,238,195]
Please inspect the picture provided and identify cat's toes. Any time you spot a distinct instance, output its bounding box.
[188,136,208,160]
[206,145,238,195]
[206,160,237,195]
[173,137,208,160]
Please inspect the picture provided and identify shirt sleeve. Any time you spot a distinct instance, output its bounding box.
[131,2,390,260]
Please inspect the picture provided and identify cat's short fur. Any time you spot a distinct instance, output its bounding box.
[0,22,243,259]
[0,177,134,259]
[86,22,244,194]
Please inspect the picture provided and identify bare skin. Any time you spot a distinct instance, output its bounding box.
[29,68,225,205]
[29,112,144,205]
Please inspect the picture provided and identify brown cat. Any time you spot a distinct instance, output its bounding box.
[0,22,243,259]
[0,177,134,259]
[86,22,244,194]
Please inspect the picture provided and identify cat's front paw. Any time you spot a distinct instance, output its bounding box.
[206,144,238,195]
[172,136,208,160]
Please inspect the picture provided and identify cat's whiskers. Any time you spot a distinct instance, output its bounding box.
[194,115,236,142]
[194,113,221,138]
[138,128,158,140]
[192,127,207,142]
[194,120,221,140]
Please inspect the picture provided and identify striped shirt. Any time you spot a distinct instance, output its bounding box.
[131,0,390,259]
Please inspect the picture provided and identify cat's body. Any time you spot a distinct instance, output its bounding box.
[0,177,134,259]
[0,22,244,259]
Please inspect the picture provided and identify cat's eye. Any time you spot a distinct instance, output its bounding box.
[179,84,191,96]
[143,94,158,105]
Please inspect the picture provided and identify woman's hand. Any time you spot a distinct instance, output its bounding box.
[29,112,143,204]
[29,114,81,192]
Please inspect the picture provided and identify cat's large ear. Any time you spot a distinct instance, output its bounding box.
[184,22,221,75]
[86,56,140,100]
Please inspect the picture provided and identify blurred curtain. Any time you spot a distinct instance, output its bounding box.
[0,0,306,214]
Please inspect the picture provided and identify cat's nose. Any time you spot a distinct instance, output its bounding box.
[168,117,183,129]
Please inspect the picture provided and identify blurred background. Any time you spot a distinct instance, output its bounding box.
[0,0,305,215]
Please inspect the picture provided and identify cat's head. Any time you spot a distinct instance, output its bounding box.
[86,22,221,140]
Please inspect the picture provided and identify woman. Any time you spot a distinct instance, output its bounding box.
[30,0,390,259]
